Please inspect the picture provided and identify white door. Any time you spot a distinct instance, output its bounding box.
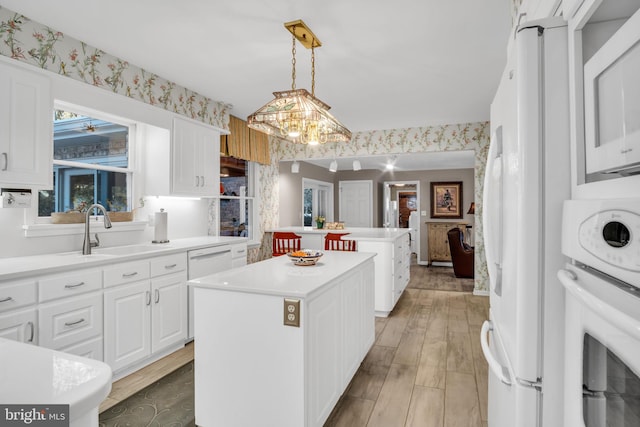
[339,181,372,227]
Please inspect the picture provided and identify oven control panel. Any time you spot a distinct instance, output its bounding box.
[579,210,640,272]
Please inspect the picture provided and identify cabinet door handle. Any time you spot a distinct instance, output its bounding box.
[154,289,160,304]
[146,290,151,305]
[27,321,34,343]
[64,318,85,327]
[65,281,85,289]
[0,296,13,303]
[1,153,7,171]
[164,263,177,269]
[122,272,139,278]
[200,175,205,187]
[195,176,200,187]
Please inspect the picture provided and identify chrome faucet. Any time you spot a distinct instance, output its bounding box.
[82,204,113,255]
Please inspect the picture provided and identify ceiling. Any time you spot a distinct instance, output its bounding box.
[0,0,511,134]
[302,150,475,172]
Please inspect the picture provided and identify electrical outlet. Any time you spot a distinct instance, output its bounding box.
[283,298,300,327]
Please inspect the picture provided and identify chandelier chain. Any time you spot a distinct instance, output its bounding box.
[291,32,297,90]
[311,45,316,97]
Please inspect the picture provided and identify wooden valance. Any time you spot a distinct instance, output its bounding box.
[220,115,271,165]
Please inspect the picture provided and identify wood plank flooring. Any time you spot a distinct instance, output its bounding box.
[100,263,489,427]
[324,265,489,427]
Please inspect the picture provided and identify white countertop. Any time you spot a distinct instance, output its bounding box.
[0,236,247,281]
[189,251,376,299]
[0,337,112,422]
[268,226,410,242]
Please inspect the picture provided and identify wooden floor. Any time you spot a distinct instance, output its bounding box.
[324,286,489,427]
[100,263,489,427]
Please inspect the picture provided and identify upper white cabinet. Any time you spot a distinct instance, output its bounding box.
[143,118,220,197]
[0,58,52,189]
[171,117,220,195]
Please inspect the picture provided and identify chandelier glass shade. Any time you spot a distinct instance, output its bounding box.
[247,20,351,145]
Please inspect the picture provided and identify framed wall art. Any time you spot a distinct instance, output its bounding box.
[430,181,463,219]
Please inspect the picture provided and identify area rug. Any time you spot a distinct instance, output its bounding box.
[99,361,195,427]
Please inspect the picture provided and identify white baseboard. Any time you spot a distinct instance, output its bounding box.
[473,289,489,296]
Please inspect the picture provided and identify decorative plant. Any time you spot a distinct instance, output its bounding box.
[314,216,325,223]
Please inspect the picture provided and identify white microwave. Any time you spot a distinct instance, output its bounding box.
[584,7,640,176]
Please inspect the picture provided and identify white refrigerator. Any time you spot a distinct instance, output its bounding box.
[481,18,571,427]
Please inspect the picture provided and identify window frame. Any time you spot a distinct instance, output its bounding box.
[217,160,259,245]
[35,101,136,223]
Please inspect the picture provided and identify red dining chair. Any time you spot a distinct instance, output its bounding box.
[324,233,357,252]
[272,232,302,257]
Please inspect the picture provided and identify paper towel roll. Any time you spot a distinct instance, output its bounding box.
[153,209,169,243]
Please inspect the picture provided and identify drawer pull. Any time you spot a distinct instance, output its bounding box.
[64,318,85,327]
[164,264,177,269]
[65,281,85,289]
[122,272,139,278]
[236,249,246,253]
[27,321,34,343]
[0,296,13,303]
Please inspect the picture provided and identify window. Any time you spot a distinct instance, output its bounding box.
[219,156,257,240]
[38,106,134,217]
[302,178,333,226]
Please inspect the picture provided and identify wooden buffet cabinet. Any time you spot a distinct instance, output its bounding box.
[426,222,467,264]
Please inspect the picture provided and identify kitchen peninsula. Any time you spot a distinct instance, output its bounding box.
[189,251,375,427]
[268,227,411,315]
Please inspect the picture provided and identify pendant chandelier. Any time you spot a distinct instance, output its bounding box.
[247,20,352,145]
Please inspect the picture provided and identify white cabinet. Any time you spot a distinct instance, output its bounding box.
[0,308,37,344]
[104,253,187,372]
[104,280,151,371]
[193,255,375,427]
[0,57,52,189]
[0,279,37,344]
[37,268,104,359]
[144,117,220,197]
[231,242,248,268]
[38,292,103,353]
[151,272,187,353]
[392,233,411,303]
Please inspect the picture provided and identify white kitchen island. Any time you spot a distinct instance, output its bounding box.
[189,251,376,427]
[269,227,411,315]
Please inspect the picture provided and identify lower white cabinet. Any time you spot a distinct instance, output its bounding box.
[193,256,375,427]
[104,280,151,371]
[0,308,37,344]
[39,292,103,353]
[104,269,187,372]
[151,272,188,353]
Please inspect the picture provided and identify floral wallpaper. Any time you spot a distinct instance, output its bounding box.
[0,7,230,130]
[259,122,491,294]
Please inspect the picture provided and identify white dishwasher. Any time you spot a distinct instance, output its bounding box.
[187,246,233,340]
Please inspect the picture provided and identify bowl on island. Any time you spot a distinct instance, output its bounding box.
[287,249,323,266]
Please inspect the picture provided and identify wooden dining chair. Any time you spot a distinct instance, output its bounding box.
[272,232,302,257]
[324,232,357,252]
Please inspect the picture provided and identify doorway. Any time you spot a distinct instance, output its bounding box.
[384,181,420,260]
